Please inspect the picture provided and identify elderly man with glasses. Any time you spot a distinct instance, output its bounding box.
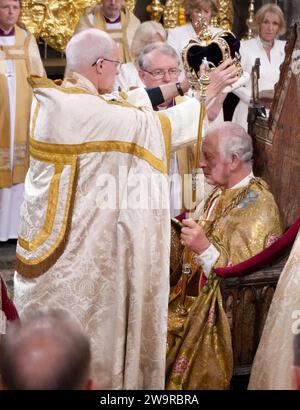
[138,42,191,216]
[137,42,236,216]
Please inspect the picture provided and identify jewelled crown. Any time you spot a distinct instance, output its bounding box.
[182,14,243,89]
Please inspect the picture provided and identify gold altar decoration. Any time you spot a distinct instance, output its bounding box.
[244,0,255,40]
[178,1,186,26]
[124,0,136,13]
[20,0,137,52]
[163,0,179,29]
[146,0,164,22]
[163,0,186,29]
[211,0,233,31]
[163,0,233,30]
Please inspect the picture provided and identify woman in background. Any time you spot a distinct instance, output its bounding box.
[232,3,286,131]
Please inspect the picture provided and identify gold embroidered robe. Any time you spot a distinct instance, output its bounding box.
[14,74,201,389]
[167,177,283,389]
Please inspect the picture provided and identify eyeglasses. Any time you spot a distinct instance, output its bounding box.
[142,68,181,79]
[91,57,121,69]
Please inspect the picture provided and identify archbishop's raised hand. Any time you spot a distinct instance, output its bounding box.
[199,58,238,103]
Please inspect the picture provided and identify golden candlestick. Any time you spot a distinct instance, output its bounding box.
[163,0,179,29]
[146,0,164,22]
[244,0,255,40]
[212,0,233,31]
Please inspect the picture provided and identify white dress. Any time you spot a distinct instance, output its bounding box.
[0,34,24,241]
[232,36,286,131]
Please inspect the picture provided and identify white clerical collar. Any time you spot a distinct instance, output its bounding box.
[231,171,254,190]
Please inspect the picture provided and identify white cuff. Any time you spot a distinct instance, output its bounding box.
[223,71,250,94]
[195,244,220,278]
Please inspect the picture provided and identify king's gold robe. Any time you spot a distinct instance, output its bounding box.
[167,177,282,389]
[14,73,201,389]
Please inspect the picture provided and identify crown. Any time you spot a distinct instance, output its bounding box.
[182,15,243,89]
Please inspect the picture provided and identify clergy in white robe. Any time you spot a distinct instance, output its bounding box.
[14,28,201,390]
[0,17,44,240]
[75,0,140,64]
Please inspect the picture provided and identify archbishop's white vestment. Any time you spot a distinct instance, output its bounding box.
[14,73,200,389]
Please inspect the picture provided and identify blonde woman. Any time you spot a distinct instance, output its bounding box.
[113,20,166,92]
[232,3,286,131]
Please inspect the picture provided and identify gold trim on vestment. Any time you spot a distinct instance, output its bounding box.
[29,76,146,110]
[157,112,171,174]
[18,164,64,251]
[16,156,78,277]
[16,133,167,277]
[28,76,91,94]
[0,45,26,59]
[0,25,32,187]
[29,138,167,175]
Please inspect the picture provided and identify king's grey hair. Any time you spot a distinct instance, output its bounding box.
[138,42,180,71]
[207,122,253,164]
[66,28,115,73]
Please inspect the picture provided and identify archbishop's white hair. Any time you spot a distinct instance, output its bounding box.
[206,122,253,164]
[66,28,115,73]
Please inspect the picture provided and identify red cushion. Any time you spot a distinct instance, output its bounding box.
[1,278,19,321]
[214,216,300,278]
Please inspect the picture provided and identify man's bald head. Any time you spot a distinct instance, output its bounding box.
[66,28,116,74]
[0,309,91,390]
